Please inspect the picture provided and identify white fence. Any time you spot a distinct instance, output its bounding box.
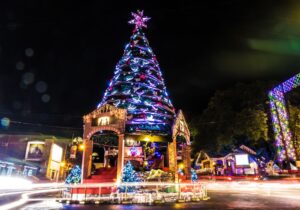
[59,182,208,204]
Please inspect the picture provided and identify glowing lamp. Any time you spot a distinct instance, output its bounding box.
[79,144,85,151]
[179,163,184,169]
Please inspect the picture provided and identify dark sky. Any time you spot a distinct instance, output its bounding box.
[1,0,300,127]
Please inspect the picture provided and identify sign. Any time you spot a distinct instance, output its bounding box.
[235,154,250,166]
[97,116,110,126]
[25,141,45,161]
[124,146,143,157]
[51,144,63,163]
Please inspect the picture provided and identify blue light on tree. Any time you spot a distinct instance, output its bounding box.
[65,165,81,184]
[191,169,198,183]
[119,161,139,192]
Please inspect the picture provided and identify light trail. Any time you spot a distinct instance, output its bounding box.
[2,180,300,209]
[205,181,300,201]
[0,188,61,210]
[0,182,64,197]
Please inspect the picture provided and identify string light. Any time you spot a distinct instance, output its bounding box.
[269,73,300,162]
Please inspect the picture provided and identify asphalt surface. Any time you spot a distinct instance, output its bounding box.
[19,190,300,210]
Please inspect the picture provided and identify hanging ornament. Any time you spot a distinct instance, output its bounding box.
[131,64,139,72]
[125,75,134,81]
[132,96,141,103]
[136,90,145,96]
[144,100,152,106]
[122,89,131,95]
[133,85,140,92]
[147,115,154,121]
[113,100,121,107]
[128,104,137,111]
[140,74,146,80]
[141,108,148,113]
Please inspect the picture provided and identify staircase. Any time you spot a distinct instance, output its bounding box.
[80,167,117,195]
[84,167,117,183]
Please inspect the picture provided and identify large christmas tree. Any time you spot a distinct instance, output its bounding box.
[98,10,175,135]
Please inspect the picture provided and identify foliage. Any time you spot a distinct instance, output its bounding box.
[65,165,81,184]
[191,169,198,183]
[119,161,139,193]
[191,81,275,158]
[286,103,300,158]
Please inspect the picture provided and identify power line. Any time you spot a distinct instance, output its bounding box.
[10,120,82,130]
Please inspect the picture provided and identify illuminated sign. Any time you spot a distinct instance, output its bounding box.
[235,154,249,166]
[25,141,45,161]
[124,147,142,157]
[97,116,110,126]
[51,144,63,163]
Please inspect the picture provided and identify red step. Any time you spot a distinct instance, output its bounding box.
[83,167,117,184]
[71,186,117,195]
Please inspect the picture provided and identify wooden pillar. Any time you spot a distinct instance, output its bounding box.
[183,144,191,179]
[117,134,124,183]
[168,139,178,182]
[81,139,93,182]
[173,139,178,183]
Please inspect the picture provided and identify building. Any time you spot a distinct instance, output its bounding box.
[0,132,72,181]
[195,150,260,176]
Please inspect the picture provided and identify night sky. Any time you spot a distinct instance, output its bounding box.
[1,0,300,128]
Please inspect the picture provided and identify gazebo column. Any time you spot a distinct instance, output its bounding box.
[81,139,93,181]
[182,144,191,178]
[117,134,124,183]
[168,139,178,182]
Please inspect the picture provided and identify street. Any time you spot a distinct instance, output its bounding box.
[17,181,300,210]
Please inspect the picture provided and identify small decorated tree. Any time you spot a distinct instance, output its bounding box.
[191,169,198,183]
[120,161,138,192]
[65,165,81,184]
[122,161,137,182]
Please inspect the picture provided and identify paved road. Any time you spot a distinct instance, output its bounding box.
[19,190,300,210]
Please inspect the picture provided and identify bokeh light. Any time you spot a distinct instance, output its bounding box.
[25,48,34,57]
[12,101,22,110]
[1,117,10,128]
[35,81,48,93]
[16,61,25,71]
[22,72,35,85]
[41,94,50,103]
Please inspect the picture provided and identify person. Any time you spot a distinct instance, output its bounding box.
[30,145,42,158]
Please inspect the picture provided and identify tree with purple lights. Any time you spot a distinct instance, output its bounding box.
[98,10,175,135]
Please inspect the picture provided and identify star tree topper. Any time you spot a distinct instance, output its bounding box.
[128,10,151,30]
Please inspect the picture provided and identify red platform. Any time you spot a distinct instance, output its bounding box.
[71,167,117,195]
